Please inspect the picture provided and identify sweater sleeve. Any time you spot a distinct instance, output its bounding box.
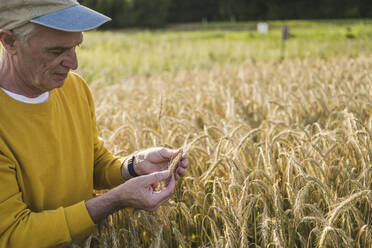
[93,134,126,189]
[80,77,126,189]
[0,154,96,247]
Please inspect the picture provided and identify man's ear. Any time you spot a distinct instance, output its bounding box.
[0,29,17,55]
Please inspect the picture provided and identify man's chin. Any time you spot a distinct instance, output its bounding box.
[49,78,67,90]
[53,73,69,83]
[57,80,66,88]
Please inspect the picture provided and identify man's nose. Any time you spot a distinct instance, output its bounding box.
[61,48,78,70]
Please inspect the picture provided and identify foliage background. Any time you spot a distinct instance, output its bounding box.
[80,0,372,28]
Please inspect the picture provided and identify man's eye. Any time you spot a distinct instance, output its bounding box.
[50,50,64,55]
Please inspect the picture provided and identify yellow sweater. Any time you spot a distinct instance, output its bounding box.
[0,72,125,247]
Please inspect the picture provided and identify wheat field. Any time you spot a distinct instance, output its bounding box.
[70,20,372,248]
[71,53,372,248]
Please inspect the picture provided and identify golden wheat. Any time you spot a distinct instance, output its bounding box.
[78,54,372,247]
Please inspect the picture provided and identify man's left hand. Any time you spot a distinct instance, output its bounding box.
[122,147,188,180]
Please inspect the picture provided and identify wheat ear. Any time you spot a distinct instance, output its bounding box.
[165,151,183,185]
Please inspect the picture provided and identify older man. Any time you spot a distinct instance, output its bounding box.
[0,1,188,247]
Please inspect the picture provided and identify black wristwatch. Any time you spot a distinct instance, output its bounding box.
[127,156,139,177]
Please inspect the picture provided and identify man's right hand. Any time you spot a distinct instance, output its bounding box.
[85,170,175,223]
[113,170,175,210]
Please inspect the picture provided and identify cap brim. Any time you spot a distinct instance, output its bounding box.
[30,5,111,32]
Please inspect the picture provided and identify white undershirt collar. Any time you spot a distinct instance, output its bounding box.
[1,87,49,104]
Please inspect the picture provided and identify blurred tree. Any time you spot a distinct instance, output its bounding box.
[359,0,372,17]
[80,0,171,28]
[167,0,218,22]
[131,0,171,27]
[80,0,371,28]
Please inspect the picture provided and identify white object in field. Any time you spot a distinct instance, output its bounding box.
[257,22,268,34]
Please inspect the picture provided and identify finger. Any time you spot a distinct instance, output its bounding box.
[176,167,187,177]
[159,148,176,160]
[141,170,170,186]
[149,189,174,211]
[142,160,169,171]
[157,188,174,207]
[160,147,182,161]
[179,158,188,168]
[152,174,175,203]
[142,147,174,163]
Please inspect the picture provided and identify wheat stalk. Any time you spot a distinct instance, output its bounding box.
[165,151,183,185]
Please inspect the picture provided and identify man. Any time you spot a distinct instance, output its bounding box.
[0,0,188,247]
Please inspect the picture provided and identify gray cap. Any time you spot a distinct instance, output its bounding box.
[0,0,111,32]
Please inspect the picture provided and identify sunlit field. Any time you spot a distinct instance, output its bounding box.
[78,20,372,86]
[74,20,372,247]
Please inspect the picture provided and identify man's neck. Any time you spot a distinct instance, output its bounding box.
[0,55,46,98]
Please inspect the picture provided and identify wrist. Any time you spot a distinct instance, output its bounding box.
[85,191,119,223]
[121,155,139,180]
[120,158,130,180]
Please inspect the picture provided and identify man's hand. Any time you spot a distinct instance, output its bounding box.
[86,170,175,223]
[122,147,188,180]
[114,170,175,210]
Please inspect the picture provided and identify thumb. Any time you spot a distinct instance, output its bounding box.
[159,148,182,160]
[141,170,170,185]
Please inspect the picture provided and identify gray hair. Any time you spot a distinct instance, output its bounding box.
[12,22,37,43]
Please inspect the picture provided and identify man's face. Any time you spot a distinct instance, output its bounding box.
[14,25,83,96]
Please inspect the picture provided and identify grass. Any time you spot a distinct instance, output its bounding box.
[71,20,372,247]
[77,19,372,86]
